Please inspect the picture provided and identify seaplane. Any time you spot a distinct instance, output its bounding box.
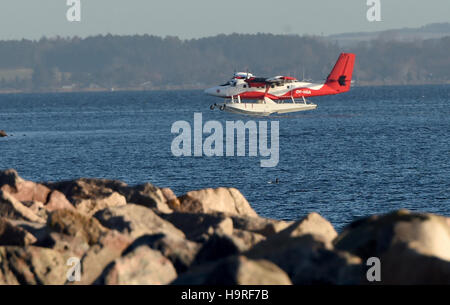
[205,53,355,116]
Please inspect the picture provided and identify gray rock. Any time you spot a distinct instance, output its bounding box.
[335,209,450,284]
[94,204,185,240]
[172,255,292,285]
[246,233,362,284]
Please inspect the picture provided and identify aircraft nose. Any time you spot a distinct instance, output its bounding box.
[204,86,221,96]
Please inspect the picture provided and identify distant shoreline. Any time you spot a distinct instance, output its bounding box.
[0,81,448,95]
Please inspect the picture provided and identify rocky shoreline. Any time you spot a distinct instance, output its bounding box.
[0,169,449,285]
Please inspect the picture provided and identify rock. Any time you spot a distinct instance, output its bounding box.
[47,209,108,245]
[172,255,292,285]
[161,187,180,210]
[45,190,75,212]
[334,209,450,284]
[124,183,172,214]
[41,232,90,258]
[46,178,127,216]
[232,229,266,251]
[246,232,362,284]
[94,204,184,240]
[75,191,127,216]
[123,234,200,273]
[76,230,133,285]
[0,190,45,223]
[0,217,37,246]
[0,130,7,137]
[97,246,177,285]
[161,212,233,242]
[21,200,48,219]
[177,187,258,217]
[377,244,450,285]
[231,215,292,237]
[6,219,49,244]
[277,212,338,245]
[0,246,67,284]
[335,210,450,261]
[48,178,172,214]
[193,233,247,264]
[0,169,51,203]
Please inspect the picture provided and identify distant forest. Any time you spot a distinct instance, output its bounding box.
[0,33,449,92]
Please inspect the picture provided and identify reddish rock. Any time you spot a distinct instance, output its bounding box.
[177,187,258,217]
[0,169,50,203]
[0,190,45,223]
[45,190,75,212]
[98,246,177,285]
[76,230,133,285]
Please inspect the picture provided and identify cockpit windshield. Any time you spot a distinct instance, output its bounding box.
[220,80,236,87]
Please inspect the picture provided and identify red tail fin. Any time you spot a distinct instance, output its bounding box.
[325,53,355,92]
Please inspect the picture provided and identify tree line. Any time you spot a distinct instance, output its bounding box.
[0,33,448,91]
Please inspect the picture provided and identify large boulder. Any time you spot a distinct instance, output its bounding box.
[276,212,338,245]
[0,246,67,284]
[0,190,45,223]
[177,187,258,217]
[335,209,450,261]
[123,234,200,273]
[97,246,177,285]
[334,209,450,284]
[94,204,185,240]
[45,190,76,212]
[172,255,292,285]
[246,232,363,284]
[161,212,233,242]
[0,169,50,203]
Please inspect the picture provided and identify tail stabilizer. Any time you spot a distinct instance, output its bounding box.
[325,53,355,92]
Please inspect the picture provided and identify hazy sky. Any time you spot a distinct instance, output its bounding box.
[0,0,449,40]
